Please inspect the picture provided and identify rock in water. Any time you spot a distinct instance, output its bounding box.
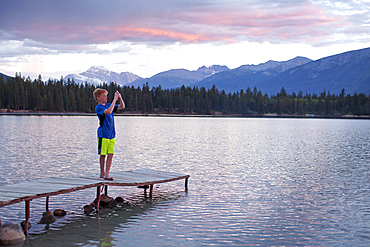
[115,196,124,203]
[53,209,66,216]
[83,205,94,214]
[20,221,32,232]
[93,194,117,208]
[38,211,56,224]
[0,224,26,246]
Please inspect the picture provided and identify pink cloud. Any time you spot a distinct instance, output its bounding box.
[0,0,355,49]
[81,2,348,46]
[164,2,348,43]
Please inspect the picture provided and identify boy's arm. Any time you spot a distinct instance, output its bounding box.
[118,97,125,110]
[103,92,120,115]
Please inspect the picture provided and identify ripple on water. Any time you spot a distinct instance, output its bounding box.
[0,116,369,246]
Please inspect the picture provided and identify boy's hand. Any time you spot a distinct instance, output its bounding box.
[116,91,125,109]
[114,91,120,101]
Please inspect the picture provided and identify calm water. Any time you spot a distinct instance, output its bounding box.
[0,115,369,246]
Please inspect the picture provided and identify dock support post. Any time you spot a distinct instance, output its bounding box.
[104,185,108,195]
[46,196,49,211]
[185,177,188,192]
[96,186,101,213]
[25,200,31,235]
[149,184,153,198]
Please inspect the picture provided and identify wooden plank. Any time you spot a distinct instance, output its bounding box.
[82,172,155,184]
[0,184,67,193]
[0,182,88,195]
[114,170,162,180]
[0,181,101,200]
[120,169,188,180]
[81,173,144,183]
[113,169,184,181]
[0,179,93,194]
[130,168,188,178]
[36,177,102,186]
[121,173,186,181]
[128,169,189,181]
[123,172,173,181]
[0,190,37,198]
[132,168,187,177]
[110,177,162,184]
[126,168,181,177]
[0,196,16,201]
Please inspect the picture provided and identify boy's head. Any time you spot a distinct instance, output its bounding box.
[93,88,108,102]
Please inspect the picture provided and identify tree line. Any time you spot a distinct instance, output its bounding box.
[1,74,369,116]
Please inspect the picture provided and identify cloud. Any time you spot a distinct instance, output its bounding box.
[112,45,132,53]
[0,38,132,57]
[1,0,364,46]
[0,0,369,69]
[0,40,57,57]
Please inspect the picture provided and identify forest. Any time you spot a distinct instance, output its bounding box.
[0,74,369,116]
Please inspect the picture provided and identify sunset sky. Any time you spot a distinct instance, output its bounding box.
[1,0,369,80]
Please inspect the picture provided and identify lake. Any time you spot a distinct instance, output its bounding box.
[0,115,369,246]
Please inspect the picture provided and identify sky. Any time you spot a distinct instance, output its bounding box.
[0,0,370,80]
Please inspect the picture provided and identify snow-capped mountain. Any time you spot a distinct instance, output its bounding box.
[129,65,230,89]
[60,47,370,95]
[196,65,230,76]
[64,66,141,86]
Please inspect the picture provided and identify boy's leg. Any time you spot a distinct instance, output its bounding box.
[105,154,114,179]
[100,155,106,178]
[104,138,115,180]
[98,138,107,178]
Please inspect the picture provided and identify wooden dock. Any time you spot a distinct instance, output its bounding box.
[0,168,189,234]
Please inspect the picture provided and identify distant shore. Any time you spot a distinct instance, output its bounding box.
[1,110,369,119]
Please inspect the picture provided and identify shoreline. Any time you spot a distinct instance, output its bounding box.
[0,111,369,119]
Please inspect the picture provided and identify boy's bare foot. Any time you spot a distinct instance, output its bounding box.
[100,174,105,178]
[104,176,113,181]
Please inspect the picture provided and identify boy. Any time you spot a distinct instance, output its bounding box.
[93,88,125,180]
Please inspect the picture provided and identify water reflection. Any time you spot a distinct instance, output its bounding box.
[0,116,370,246]
[25,190,186,247]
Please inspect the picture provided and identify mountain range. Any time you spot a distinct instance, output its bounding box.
[258,47,370,95]
[2,47,370,95]
[64,47,370,95]
[194,57,313,94]
[130,65,230,89]
[64,66,140,86]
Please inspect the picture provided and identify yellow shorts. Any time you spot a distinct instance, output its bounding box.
[98,138,115,155]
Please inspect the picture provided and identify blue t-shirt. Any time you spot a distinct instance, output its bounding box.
[95,103,118,139]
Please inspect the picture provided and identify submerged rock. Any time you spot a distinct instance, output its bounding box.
[83,205,94,214]
[38,211,56,224]
[53,209,66,217]
[0,224,26,246]
[93,194,117,208]
[20,221,32,233]
[115,196,124,203]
